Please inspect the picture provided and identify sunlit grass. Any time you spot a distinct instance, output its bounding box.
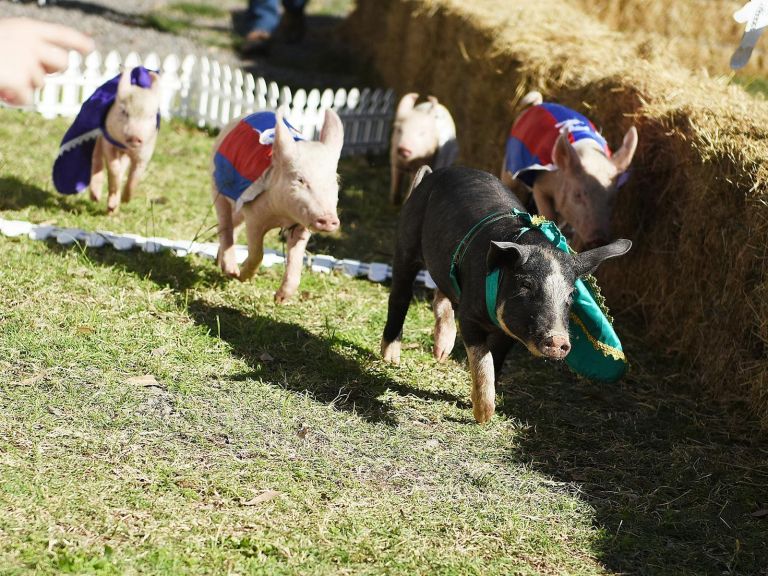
[0,107,766,575]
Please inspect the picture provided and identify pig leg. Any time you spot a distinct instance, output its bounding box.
[105,146,129,215]
[89,137,104,202]
[462,325,496,423]
[381,255,421,365]
[390,165,402,205]
[122,139,156,205]
[390,167,412,205]
[487,331,514,377]
[382,178,429,363]
[232,209,245,228]
[432,289,456,362]
[238,205,267,282]
[213,191,239,278]
[121,158,146,205]
[274,225,311,304]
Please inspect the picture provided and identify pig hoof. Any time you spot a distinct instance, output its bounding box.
[274,290,294,304]
[433,328,456,362]
[274,282,298,303]
[221,264,240,279]
[472,402,495,424]
[381,339,401,364]
[89,191,101,202]
[106,206,119,216]
[433,344,451,363]
[239,264,257,281]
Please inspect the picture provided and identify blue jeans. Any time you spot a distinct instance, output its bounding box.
[246,0,308,34]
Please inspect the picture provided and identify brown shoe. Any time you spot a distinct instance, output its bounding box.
[240,29,272,57]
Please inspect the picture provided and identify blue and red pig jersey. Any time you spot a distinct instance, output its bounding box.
[213,111,304,209]
[504,103,611,187]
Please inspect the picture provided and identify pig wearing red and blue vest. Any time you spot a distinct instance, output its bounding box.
[212,108,344,303]
[500,91,638,250]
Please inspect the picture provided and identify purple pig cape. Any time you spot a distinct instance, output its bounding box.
[52,67,160,195]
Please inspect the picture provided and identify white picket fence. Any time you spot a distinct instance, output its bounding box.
[0,217,438,289]
[33,50,395,156]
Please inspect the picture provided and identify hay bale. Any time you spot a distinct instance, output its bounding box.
[347,0,768,427]
[570,0,761,75]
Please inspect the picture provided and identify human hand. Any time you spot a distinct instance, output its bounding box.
[0,18,94,105]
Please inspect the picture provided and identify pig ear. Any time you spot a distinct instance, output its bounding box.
[573,238,632,277]
[487,241,531,271]
[611,126,638,173]
[426,95,439,111]
[396,93,419,116]
[320,108,344,156]
[552,131,582,173]
[117,68,132,96]
[273,108,298,165]
[148,71,161,95]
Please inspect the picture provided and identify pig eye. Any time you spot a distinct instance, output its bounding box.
[296,175,307,187]
[520,278,535,292]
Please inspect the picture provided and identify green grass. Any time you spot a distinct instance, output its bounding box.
[305,0,355,18]
[141,13,197,36]
[732,73,768,98]
[167,1,229,19]
[0,107,767,575]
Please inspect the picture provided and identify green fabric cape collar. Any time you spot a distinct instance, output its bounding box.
[448,209,628,383]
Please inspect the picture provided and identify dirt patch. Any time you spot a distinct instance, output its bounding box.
[346,0,768,427]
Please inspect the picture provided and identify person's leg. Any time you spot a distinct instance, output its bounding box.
[246,0,281,33]
[281,0,307,43]
[242,0,280,55]
[281,0,307,12]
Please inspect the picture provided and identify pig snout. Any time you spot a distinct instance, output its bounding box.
[397,145,413,160]
[539,333,571,359]
[312,213,340,232]
[125,135,143,147]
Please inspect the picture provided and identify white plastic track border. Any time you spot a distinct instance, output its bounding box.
[0,217,437,289]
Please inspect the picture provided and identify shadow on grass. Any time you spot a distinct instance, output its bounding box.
[46,243,461,425]
[0,176,115,217]
[231,10,376,89]
[187,299,465,426]
[496,335,768,575]
[0,177,63,211]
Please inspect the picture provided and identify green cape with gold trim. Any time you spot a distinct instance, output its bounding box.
[514,210,627,382]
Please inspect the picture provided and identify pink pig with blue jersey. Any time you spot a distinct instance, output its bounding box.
[211,108,344,303]
[501,91,638,250]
